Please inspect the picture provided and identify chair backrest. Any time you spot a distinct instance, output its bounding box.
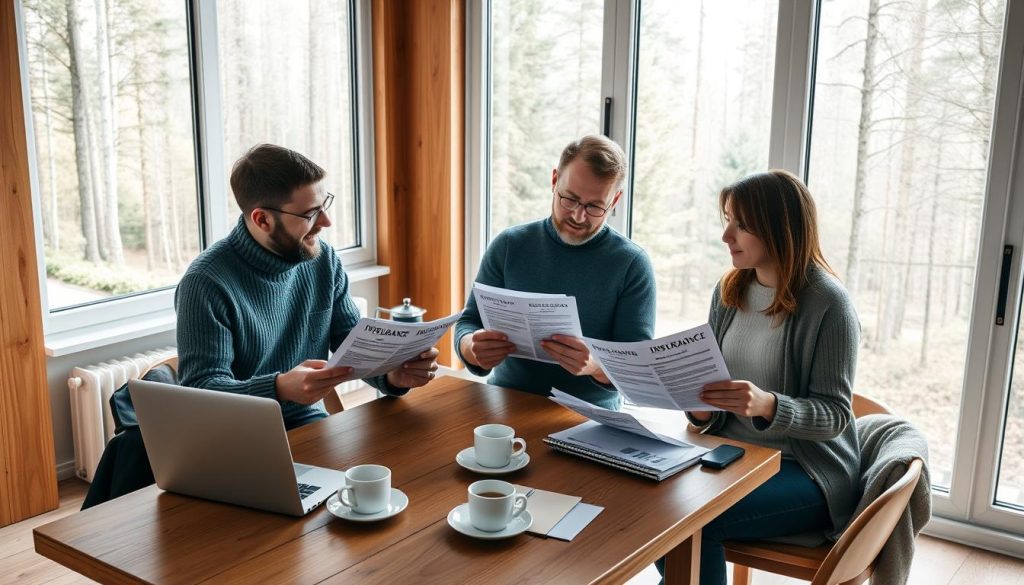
[811,458,923,585]
[852,392,893,418]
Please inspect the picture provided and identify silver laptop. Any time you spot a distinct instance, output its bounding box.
[129,379,346,516]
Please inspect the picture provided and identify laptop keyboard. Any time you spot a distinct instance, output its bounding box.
[297,483,322,499]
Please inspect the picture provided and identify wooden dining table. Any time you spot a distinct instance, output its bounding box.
[34,376,779,584]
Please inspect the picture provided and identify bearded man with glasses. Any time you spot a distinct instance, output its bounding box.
[455,135,656,409]
[176,144,439,429]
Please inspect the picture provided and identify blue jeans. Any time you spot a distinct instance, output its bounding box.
[656,459,829,585]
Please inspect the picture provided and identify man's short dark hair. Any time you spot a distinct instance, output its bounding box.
[230,144,326,215]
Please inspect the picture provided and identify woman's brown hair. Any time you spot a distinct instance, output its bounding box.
[719,169,835,317]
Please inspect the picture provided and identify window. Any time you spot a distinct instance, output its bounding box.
[468,0,1024,553]
[21,0,200,311]
[19,0,372,323]
[488,0,604,239]
[630,0,777,334]
[217,0,360,250]
[806,0,1006,492]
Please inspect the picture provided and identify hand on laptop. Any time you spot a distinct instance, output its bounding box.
[276,360,358,405]
[386,347,441,389]
[540,334,611,385]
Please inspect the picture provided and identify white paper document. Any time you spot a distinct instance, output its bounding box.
[549,389,689,446]
[472,282,583,364]
[545,420,708,480]
[326,312,462,378]
[584,323,730,411]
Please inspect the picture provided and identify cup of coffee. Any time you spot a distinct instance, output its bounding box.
[473,424,526,468]
[467,479,528,532]
[338,464,391,515]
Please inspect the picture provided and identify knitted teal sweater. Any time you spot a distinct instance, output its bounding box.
[176,218,403,429]
[455,217,656,409]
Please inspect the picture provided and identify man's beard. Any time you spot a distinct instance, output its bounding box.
[268,223,321,262]
[552,209,601,245]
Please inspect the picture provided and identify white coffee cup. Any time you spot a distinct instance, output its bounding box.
[473,424,526,468]
[467,479,528,532]
[338,464,391,515]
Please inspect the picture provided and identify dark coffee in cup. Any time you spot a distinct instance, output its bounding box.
[477,491,505,498]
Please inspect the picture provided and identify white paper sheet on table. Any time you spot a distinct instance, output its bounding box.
[549,389,689,447]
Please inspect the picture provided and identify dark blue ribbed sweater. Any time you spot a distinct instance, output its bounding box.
[455,217,656,409]
[175,218,401,428]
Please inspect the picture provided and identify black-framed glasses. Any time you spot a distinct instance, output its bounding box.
[556,191,609,218]
[263,192,335,223]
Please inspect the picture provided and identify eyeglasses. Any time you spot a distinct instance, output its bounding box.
[263,193,335,224]
[556,191,610,218]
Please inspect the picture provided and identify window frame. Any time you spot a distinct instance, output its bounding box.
[17,0,379,342]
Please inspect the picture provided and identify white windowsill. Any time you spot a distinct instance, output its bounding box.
[44,264,390,358]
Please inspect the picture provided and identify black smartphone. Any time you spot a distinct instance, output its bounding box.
[700,445,745,469]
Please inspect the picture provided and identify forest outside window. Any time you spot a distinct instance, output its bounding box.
[19,0,367,316]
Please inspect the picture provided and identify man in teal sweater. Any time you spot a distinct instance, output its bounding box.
[455,135,656,409]
[176,144,439,429]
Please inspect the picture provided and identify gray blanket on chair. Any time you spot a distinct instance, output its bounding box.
[854,413,931,585]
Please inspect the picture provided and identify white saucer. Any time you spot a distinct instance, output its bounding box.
[326,488,408,522]
[455,447,530,474]
[447,503,533,539]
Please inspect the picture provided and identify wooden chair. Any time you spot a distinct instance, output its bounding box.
[724,393,921,585]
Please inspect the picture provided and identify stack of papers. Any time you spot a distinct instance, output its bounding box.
[544,420,709,481]
[472,282,583,364]
[584,323,730,411]
[546,388,709,480]
[326,312,462,378]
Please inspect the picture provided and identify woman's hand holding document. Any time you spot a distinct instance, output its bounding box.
[583,323,730,411]
[327,312,462,379]
[471,282,584,364]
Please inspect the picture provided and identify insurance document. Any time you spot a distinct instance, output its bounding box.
[583,323,730,411]
[472,282,583,364]
[549,389,689,446]
[326,312,462,378]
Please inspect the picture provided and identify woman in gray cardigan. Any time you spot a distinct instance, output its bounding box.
[660,170,861,585]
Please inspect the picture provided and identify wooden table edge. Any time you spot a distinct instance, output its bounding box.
[34,528,147,585]
[592,449,782,585]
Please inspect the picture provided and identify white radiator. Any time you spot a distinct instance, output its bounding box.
[67,346,178,483]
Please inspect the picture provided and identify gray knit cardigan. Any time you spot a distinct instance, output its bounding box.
[690,265,861,538]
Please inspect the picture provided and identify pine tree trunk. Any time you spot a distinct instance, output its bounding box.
[845,0,881,297]
[134,82,156,271]
[95,0,123,264]
[921,137,945,367]
[66,0,100,263]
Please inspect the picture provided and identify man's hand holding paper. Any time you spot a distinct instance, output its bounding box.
[327,312,461,382]
[471,283,585,365]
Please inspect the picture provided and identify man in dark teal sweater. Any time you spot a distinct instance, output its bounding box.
[176,144,439,429]
[455,135,656,409]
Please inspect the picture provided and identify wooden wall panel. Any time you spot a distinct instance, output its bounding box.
[0,1,60,527]
[373,0,465,366]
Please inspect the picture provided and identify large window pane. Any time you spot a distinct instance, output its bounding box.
[630,0,777,333]
[807,0,1006,489]
[218,0,359,250]
[489,0,603,240]
[23,0,200,310]
[998,325,1024,508]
